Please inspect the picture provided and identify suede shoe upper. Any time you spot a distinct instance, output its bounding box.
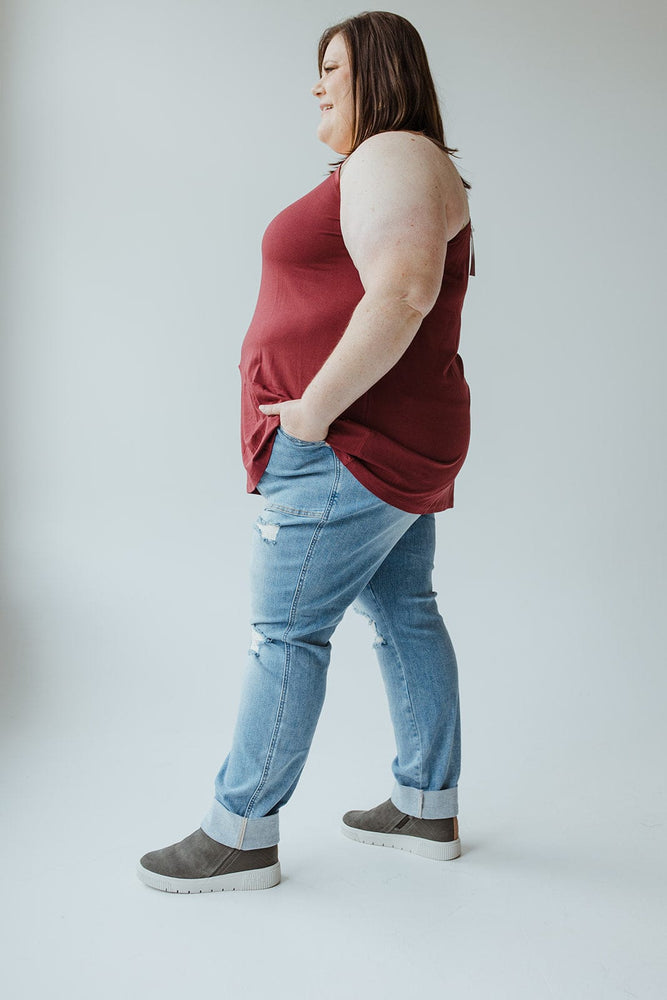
[343,798,457,842]
[139,828,278,879]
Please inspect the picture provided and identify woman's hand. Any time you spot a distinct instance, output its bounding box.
[258,398,330,442]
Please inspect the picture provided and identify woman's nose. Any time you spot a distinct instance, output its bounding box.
[311,78,324,97]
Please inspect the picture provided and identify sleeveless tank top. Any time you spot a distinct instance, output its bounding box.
[238,163,475,514]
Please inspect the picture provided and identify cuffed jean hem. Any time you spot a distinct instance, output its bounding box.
[200,799,280,850]
[391,781,459,819]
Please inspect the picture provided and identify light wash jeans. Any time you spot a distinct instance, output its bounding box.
[201,425,461,849]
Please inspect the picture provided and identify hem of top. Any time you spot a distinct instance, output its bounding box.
[331,447,454,515]
[242,428,456,513]
[246,421,281,495]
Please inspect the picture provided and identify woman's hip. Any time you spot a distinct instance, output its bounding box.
[250,427,421,632]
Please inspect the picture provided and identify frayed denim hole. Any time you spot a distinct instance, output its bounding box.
[249,625,273,657]
[352,603,387,647]
[255,515,280,544]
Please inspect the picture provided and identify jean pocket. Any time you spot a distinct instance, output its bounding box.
[277,425,328,447]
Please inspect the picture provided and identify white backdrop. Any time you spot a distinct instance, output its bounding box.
[2,2,666,997]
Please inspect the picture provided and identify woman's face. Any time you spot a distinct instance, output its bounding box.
[312,33,354,155]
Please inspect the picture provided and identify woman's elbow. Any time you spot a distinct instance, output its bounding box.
[398,282,440,320]
[365,275,441,322]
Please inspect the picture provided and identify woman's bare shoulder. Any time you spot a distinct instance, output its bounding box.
[340,130,469,235]
[341,130,438,172]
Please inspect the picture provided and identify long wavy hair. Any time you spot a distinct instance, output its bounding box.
[318,10,471,189]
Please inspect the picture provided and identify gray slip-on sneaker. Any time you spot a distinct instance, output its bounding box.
[341,798,461,860]
[137,827,281,893]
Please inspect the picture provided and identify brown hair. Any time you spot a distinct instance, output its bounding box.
[317,10,471,189]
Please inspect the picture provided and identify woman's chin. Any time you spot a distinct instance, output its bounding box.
[322,138,351,156]
[317,126,350,156]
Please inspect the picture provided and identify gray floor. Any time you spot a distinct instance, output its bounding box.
[3,598,665,1000]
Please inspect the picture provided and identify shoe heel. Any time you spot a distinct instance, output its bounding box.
[242,861,282,890]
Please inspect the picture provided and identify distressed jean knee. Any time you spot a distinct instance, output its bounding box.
[248,624,273,657]
[352,602,387,647]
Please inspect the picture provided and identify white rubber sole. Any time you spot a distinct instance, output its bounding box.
[341,823,461,860]
[136,860,281,893]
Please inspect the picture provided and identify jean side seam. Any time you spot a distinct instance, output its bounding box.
[242,454,342,823]
[283,455,341,639]
[366,578,425,794]
[236,816,248,849]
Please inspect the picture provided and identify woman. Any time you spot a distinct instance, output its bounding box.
[137,10,474,893]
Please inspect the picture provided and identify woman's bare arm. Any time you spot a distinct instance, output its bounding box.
[260,131,449,438]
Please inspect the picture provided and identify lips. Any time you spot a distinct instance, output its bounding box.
[320,104,333,112]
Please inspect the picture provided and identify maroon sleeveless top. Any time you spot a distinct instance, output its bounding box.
[238,164,474,514]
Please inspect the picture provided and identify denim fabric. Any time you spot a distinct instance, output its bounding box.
[200,425,461,849]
